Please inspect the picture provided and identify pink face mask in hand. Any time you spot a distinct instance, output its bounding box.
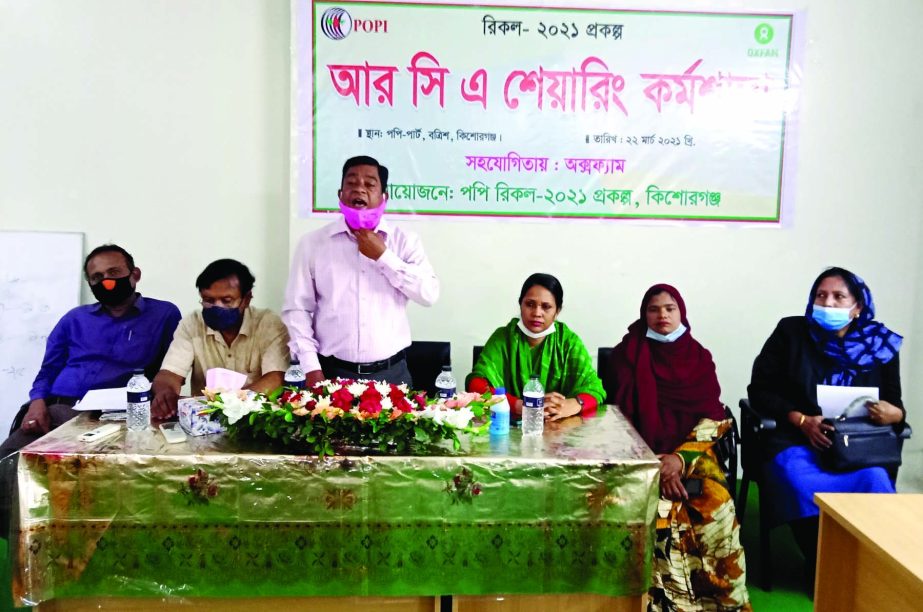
[339,197,387,230]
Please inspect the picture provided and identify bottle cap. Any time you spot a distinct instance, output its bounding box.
[441,364,451,371]
[494,387,505,395]
[290,356,300,365]
[132,368,144,375]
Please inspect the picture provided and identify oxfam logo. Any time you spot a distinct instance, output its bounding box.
[754,23,774,45]
[321,7,352,40]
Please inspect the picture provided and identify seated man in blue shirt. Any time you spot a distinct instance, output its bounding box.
[0,244,181,457]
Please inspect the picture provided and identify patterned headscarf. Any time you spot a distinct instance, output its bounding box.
[805,268,902,385]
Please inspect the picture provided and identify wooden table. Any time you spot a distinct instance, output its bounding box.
[814,493,923,612]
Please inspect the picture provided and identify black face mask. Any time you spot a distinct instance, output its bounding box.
[90,275,135,306]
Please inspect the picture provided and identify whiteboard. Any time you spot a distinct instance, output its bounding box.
[0,231,83,436]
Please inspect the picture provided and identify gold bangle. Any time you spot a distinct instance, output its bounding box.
[798,414,806,427]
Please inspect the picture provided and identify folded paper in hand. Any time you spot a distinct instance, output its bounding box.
[817,385,878,419]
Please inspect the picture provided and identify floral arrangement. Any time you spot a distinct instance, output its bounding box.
[200,380,495,456]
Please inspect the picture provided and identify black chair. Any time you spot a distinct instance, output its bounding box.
[597,347,613,403]
[736,397,912,591]
[405,341,451,397]
[735,398,776,590]
[717,408,740,498]
[9,404,29,435]
[598,346,738,497]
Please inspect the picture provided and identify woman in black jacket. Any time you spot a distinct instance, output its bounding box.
[748,266,905,568]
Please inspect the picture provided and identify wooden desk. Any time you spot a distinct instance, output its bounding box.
[814,493,923,612]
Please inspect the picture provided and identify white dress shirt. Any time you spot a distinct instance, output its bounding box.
[282,216,439,373]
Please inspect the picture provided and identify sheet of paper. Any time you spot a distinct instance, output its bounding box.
[74,387,126,412]
[205,368,247,391]
[816,385,878,419]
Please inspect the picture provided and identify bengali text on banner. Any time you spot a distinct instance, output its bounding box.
[303,2,799,222]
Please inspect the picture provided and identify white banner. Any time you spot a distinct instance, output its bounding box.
[301,1,800,222]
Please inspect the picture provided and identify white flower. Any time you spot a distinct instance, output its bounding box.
[444,407,475,430]
[316,396,331,411]
[374,381,392,396]
[423,406,448,426]
[398,383,410,394]
[380,397,394,411]
[325,382,342,394]
[347,382,368,396]
[413,405,474,430]
[219,392,262,425]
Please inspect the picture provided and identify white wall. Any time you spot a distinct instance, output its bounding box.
[0,0,291,312]
[1,0,921,488]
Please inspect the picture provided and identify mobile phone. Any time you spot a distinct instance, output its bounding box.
[78,423,122,443]
[159,422,187,444]
[683,478,703,497]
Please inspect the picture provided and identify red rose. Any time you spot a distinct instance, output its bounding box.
[413,393,427,409]
[280,390,293,404]
[359,397,383,415]
[472,486,481,496]
[388,386,406,404]
[330,388,354,409]
[361,387,382,402]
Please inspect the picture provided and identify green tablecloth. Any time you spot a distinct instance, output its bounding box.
[12,409,658,605]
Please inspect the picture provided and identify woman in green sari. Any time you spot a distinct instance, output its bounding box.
[466,273,605,420]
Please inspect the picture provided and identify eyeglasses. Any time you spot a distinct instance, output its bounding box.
[200,298,243,309]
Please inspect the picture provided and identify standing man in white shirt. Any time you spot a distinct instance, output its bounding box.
[282,155,439,387]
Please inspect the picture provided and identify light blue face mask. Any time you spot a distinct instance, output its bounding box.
[812,305,853,331]
[646,323,687,343]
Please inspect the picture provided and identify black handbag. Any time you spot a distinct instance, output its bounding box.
[822,398,911,472]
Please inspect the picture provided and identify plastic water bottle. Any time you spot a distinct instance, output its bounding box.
[489,387,510,436]
[285,356,306,389]
[126,369,151,431]
[435,365,456,399]
[522,374,545,436]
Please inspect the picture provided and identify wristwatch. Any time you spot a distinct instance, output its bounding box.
[576,397,585,410]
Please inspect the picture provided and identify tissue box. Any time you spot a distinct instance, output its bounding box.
[178,397,226,436]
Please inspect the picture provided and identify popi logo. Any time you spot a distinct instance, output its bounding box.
[754,23,774,45]
[321,7,352,40]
